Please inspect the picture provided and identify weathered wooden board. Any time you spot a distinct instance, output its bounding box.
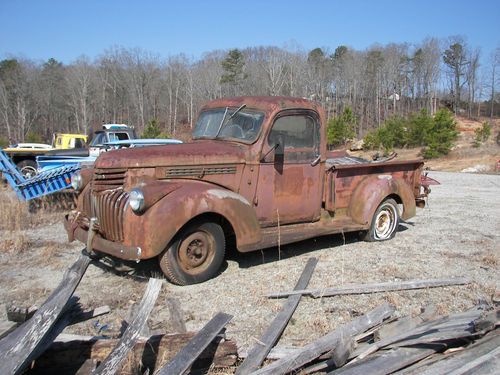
[92,278,162,375]
[236,257,318,374]
[0,320,17,340]
[252,303,395,375]
[267,278,470,299]
[351,307,486,361]
[0,253,90,375]
[30,332,238,374]
[395,330,500,375]
[166,297,187,334]
[329,345,441,375]
[157,312,233,375]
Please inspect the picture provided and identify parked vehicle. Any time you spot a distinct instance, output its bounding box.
[3,133,87,177]
[37,124,182,172]
[0,149,79,201]
[65,96,434,285]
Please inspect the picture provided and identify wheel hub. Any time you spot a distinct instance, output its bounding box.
[178,232,214,271]
[374,207,396,240]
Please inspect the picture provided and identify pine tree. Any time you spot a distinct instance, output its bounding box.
[220,49,247,85]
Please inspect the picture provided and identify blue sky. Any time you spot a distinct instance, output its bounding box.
[0,0,499,63]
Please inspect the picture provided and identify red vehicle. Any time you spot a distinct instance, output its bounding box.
[66,97,431,285]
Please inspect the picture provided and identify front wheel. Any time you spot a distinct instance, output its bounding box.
[363,198,399,242]
[159,221,225,285]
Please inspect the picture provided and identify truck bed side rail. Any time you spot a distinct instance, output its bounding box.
[0,150,79,201]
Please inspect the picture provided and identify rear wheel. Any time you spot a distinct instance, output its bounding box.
[363,198,399,242]
[18,160,37,178]
[159,221,225,285]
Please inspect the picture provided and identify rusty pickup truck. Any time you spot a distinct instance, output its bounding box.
[66,96,432,285]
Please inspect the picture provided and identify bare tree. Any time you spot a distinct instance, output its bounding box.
[489,46,500,118]
[66,56,94,134]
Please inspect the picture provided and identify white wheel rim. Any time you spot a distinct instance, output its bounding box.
[374,203,397,240]
[21,166,37,178]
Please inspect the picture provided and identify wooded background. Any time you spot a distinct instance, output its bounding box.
[0,35,499,143]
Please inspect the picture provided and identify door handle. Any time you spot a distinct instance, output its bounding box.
[311,155,321,166]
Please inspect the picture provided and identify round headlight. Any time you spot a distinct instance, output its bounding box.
[71,173,83,191]
[129,189,145,213]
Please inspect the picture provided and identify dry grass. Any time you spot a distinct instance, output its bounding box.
[0,235,31,253]
[480,252,498,267]
[0,195,33,253]
[0,191,65,253]
[0,195,32,231]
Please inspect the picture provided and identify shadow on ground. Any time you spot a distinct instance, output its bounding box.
[88,223,411,280]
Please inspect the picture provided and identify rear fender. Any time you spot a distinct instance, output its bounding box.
[348,174,416,226]
[124,181,262,258]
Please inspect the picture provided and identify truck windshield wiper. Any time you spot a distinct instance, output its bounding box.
[215,104,246,137]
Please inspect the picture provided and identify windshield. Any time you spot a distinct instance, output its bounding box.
[90,131,131,146]
[193,108,265,143]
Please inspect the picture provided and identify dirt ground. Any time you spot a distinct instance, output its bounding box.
[0,170,498,363]
[0,117,499,372]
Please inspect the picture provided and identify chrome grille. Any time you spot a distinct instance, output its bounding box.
[91,188,129,242]
[93,168,127,191]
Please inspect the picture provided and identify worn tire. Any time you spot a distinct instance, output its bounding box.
[159,221,225,285]
[363,198,399,242]
[18,159,37,178]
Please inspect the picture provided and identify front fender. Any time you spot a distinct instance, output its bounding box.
[123,180,262,258]
[348,175,416,226]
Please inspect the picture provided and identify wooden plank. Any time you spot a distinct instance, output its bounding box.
[238,345,299,360]
[30,332,238,374]
[251,303,395,375]
[70,305,111,325]
[267,278,469,299]
[395,330,500,375]
[351,307,484,362]
[166,297,187,333]
[157,312,233,375]
[92,278,162,375]
[301,335,356,374]
[329,345,441,375]
[6,303,109,326]
[0,253,90,375]
[0,320,17,340]
[6,304,37,323]
[447,346,500,375]
[375,304,438,342]
[236,257,318,374]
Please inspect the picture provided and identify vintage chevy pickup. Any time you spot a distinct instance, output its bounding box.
[66,96,432,285]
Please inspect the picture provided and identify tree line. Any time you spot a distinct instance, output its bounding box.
[0,36,499,146]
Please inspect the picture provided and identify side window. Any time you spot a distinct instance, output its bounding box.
[116,132,130,141]
[74,138,85,148]
[91,133,106,146]
[268,114,319,151]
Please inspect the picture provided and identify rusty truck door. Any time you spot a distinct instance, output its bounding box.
[255,110,322,226]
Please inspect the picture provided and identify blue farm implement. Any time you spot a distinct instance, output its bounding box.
[0,150,79,201]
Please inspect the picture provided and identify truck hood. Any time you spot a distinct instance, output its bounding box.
[94,141,248,169]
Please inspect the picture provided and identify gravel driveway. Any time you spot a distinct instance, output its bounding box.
[0,171,498,356]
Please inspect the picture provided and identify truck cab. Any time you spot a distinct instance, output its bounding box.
[88,124,136,157]
[53,133,88,150]
[66,97,429,285]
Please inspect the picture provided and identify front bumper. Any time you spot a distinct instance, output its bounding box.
[64,212,142,261]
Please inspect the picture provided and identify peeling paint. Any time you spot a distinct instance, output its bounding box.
[207,189,251,206]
